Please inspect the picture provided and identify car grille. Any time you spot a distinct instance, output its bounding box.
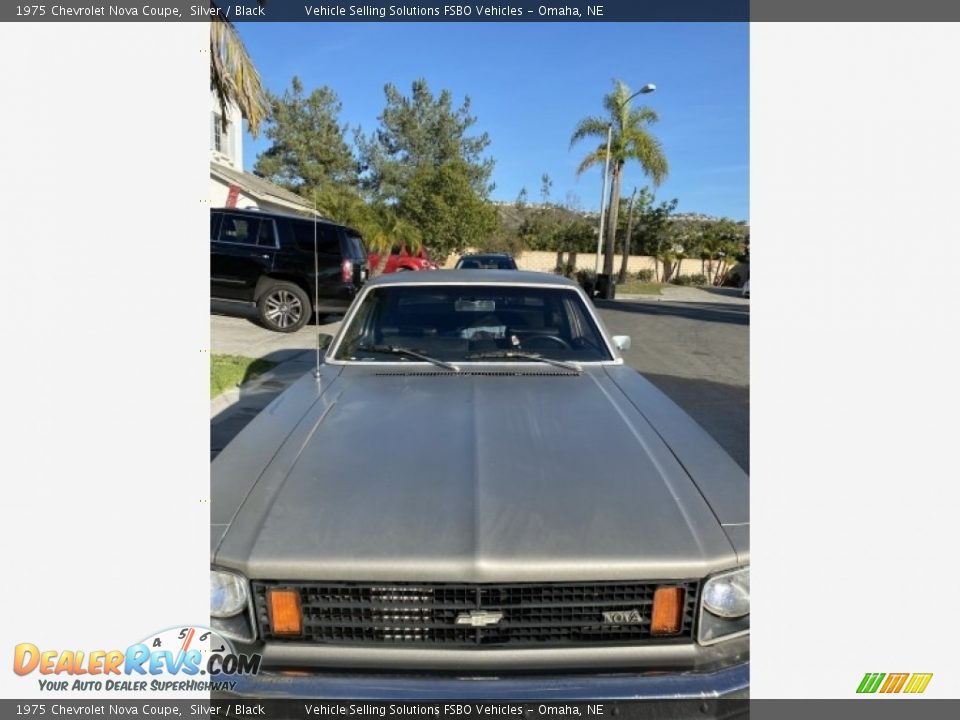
[252,581,699,646]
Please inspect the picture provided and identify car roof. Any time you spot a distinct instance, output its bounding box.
[459,252,514,258]
[366,270,580,288]
[211,206,354,231]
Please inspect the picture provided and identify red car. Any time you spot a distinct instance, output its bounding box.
[367,245,437,274]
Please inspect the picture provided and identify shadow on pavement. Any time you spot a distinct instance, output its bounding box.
[696,286,747,300]
[211,300,264,329]
[595,298,749,327]
[210,348,318,460]
[211,300,346,329]
[641,372,749,473]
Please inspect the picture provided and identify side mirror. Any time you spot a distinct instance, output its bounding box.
[612,335,632,352]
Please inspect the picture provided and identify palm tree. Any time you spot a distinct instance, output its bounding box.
[364,205,423,277]
[571,80,668,278]
[209,4,269,136]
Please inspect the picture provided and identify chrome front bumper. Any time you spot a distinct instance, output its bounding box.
[217,661,748,700]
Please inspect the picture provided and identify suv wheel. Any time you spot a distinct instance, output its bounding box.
[257,281,311,332]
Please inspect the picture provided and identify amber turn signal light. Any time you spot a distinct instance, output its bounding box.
[651,587,684,635]
[268,588,303,636]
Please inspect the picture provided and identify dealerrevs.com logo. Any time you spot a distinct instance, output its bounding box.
[13,626,260,693]
[857,672,933,695]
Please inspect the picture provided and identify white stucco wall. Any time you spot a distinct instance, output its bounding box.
[209,93,242,170]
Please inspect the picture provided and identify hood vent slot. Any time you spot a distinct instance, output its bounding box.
[372,370,573,377]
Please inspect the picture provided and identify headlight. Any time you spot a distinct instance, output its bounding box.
[211,569,248,618]
[702,566,750,618]
[698,566,749,645]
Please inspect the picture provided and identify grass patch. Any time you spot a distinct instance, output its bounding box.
[616,281,664,296]
[211,355,278,398]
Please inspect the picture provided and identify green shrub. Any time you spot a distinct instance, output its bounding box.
[634,269,654,282]
[554,262,576,278]
[671,274,708,287]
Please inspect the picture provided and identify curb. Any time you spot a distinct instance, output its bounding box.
[616,294,664,302]
[210,386,242,418]
[210,350,312,419]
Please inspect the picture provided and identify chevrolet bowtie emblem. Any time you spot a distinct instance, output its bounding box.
[455,610,504,627]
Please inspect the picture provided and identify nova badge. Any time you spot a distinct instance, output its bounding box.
[455,610,504,627]
[602,609,644,625]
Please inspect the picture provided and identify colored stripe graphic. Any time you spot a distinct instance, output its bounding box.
[880,673,909,693]
[857,672,932,694]
[903,673,933,694]
[857,673,885,693]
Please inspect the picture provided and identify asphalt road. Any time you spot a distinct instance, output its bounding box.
[595,298,749,471]
[211,293,749,471]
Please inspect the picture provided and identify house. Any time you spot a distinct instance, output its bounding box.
[209,93,315,215]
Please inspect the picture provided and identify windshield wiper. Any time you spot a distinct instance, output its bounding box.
[464,350,582,373]
[354,344,460,372]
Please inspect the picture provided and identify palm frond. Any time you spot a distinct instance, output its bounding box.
[210,10,269,136]
[628,106,660,126]
[569,117,609,148]
[575,148,606,176]
[622,132,668,187]
[602,79,633,118]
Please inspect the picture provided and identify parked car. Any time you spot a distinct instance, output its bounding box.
[210,270,749,700]
[455,252,518,270]
[210,207,368,332]
[367,244,437,274]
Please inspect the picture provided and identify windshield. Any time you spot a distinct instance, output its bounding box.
[332,285,613,363]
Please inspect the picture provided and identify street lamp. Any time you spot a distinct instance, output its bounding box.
[594,83,657,279]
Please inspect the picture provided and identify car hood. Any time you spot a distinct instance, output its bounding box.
[213,367,739,582]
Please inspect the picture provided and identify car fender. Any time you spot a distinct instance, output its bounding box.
[604,367,749,564]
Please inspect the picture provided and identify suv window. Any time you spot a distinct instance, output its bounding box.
[257,218,277,247]
[291,220,339,254]
[344,232,366,261]
[210,212,222,240]
[219,214,259,245]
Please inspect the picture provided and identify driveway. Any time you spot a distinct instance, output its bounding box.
[211,301,342,360]
[211,291,749,471]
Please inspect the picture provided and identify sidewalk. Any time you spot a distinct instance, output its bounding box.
[618,285,749,305]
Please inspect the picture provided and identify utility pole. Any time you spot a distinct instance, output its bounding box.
[593,124,613,276]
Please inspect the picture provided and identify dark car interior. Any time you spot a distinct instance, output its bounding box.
[336,286,610,361]
[456,255,517,270]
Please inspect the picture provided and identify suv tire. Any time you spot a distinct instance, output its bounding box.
[256,280,312,333]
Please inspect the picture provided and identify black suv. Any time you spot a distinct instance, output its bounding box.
[211,208,368,332]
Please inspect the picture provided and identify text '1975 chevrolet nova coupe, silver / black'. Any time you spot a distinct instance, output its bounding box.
[210,270,749,700]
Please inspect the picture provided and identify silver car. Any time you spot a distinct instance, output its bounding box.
[210,270,749,699]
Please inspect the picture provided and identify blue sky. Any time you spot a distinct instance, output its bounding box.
[240,23,748,221]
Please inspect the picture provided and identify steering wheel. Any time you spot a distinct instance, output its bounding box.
[520,334,572,350]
